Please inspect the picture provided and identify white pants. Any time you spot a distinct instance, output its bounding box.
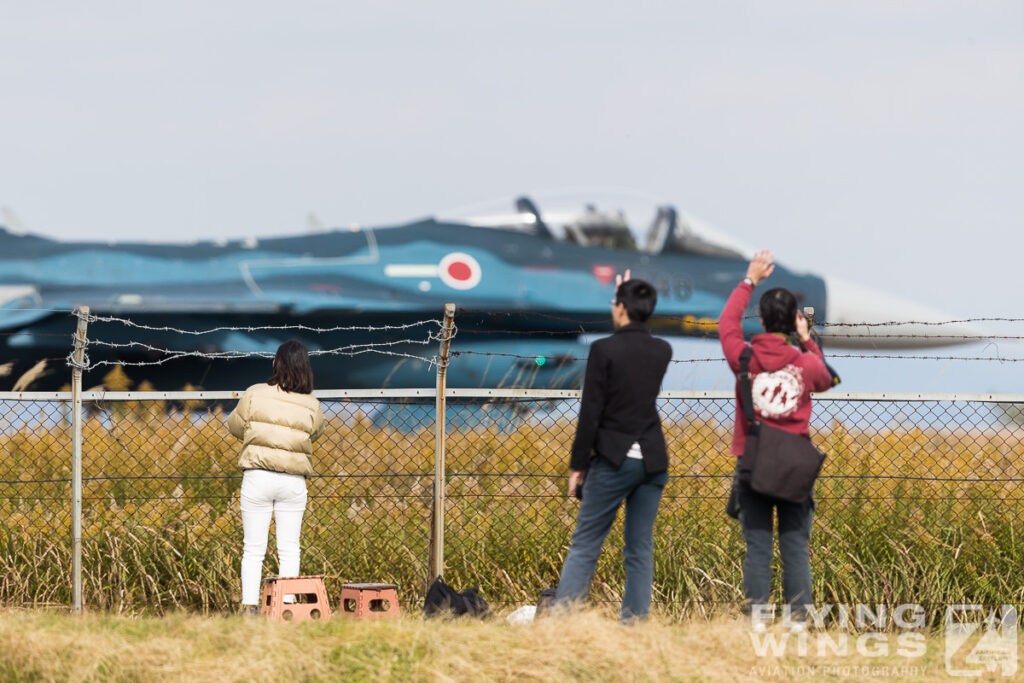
[240,469,308,606]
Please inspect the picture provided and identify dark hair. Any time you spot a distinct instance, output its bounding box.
[268,339,315,394]
[615,279,658,322]
[759,287,798,334]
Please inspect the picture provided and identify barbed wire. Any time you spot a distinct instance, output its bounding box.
[81,341,441,370]
[450,350,584,362]
[87,334,437,357]
[820,317,1024,327]
[65,350,90,371]
[455,308,607,324]
[60,314,453,371]
[449,328,1024,342]
[822,333,1024,341]
[34,305,1024,375]
[450,350,1024,364]
[456,309,1024,328]
[76,334,449,371]
[85,313,443,336]
[6,306,1024,328]
[828,352,1024,362]
[449,350,715,364]
[457,328,590,336]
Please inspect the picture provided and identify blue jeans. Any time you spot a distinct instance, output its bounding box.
[554,457,669,621]
[738,484,815,617]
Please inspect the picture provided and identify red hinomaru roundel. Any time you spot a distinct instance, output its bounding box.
[438,252,482,290]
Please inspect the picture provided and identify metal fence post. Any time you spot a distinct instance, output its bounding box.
[428,304,456,587]
[70,306,89,614]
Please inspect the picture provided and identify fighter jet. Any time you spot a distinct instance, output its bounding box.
[0,196,976,391]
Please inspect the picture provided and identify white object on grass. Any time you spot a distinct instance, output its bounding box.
[505,605,537,625]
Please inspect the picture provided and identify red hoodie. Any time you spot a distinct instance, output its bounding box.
[719,281,833,456]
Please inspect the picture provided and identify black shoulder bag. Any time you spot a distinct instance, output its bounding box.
[737,347,824,503]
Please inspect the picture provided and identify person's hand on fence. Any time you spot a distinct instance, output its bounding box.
[745,250,774,285]
[568,470,585,499]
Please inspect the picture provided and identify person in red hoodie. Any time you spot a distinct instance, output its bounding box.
[720,249,833,628]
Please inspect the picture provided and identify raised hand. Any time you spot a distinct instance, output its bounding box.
[746,250,775,285]
[614,268,631,289]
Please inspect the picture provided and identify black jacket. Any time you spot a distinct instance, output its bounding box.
[570,322,673,473]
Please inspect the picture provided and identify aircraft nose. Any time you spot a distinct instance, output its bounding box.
[820,277,982,349]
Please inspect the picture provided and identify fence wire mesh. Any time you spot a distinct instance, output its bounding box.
[1,392,1022,614]
[0,399,73,607]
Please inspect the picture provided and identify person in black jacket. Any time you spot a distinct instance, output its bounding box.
[553,277,672,622]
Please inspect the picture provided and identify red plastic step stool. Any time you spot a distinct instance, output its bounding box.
[260,575,332,622]
[340,583,401,619]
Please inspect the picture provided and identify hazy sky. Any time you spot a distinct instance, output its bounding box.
[1,2,1021,392]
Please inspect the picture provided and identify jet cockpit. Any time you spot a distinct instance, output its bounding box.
[441,193,750,259]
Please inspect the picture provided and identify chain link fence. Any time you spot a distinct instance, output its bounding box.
[1,390,1022,615]
[0,398,73,606]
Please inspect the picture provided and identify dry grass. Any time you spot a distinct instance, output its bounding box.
[0,608,969,682]
[11,359,51,392]
[2,397,1023,616]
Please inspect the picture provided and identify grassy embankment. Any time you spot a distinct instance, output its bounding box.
[0,608,967,682]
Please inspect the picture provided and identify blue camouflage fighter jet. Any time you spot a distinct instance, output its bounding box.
[0,195,971,391]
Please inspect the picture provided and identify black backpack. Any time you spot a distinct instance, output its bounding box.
[423,577,489,617]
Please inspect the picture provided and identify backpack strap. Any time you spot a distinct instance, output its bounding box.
[738,346,757,425]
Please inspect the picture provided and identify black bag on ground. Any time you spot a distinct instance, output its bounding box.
[737,347,824,503]
[423,577,489,617]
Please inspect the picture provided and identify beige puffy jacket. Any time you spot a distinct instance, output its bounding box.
[227,383,325,477]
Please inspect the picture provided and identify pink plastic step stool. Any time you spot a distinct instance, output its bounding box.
[260,575,332,622]
[339,583,401,619]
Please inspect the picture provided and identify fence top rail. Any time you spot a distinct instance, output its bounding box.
[664,390,1024,403]
[0,389,438,401]
[2,389,1024,403]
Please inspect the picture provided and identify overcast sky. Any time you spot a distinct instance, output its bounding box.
[1,1,1021,392]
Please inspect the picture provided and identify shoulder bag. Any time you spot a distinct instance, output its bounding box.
[737,347,824,502]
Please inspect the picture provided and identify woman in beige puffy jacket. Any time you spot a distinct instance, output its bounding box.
[227,340,325,613]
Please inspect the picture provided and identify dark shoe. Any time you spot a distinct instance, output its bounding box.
[535,587,558,618]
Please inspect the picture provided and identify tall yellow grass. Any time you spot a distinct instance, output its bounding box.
[1,397,1022,616]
